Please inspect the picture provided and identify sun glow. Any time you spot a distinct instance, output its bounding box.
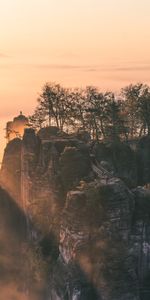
[1,0,150,159]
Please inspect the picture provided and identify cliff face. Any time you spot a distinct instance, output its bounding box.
[51,179,150,300]
[0,187,40,300]
[20,128,91,238]
[1,128,150,300]
[137,136,150,185]
[0,138,22,203]
[0,187,26,300]
[92,141,138,188]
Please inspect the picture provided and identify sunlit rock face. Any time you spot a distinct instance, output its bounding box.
[20,128,91,237]
[0,187,51,300]
[0,126,91,234]
[0,138,22,203]
[0,187,27,299]
[50,179,150,300]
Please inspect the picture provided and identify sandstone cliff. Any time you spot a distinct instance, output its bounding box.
[1,127,150,300]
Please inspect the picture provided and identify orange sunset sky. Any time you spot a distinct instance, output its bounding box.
[0,0,150,160]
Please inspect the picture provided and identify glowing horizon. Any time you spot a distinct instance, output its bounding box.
[1,0,150,160]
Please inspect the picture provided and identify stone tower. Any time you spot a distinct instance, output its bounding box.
[6,111,28,142]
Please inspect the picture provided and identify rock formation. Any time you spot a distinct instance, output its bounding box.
[50,179,150,300]
[6,111,28,142]
[0,187,48,300]
[1,127,150,300]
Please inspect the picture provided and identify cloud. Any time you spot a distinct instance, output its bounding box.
[35,63,87,70]
[34,64,102,73]
[34,63,150,73]
[1,61,150,73]
[86,64,150,73]
[0,63,97,71]
[0,53,10,58]
[85,68,97,72]
[113,65,150,71]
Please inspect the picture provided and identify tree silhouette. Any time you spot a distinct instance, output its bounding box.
[30,81,150,141]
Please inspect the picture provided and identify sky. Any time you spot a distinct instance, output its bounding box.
[0,0,150,160]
